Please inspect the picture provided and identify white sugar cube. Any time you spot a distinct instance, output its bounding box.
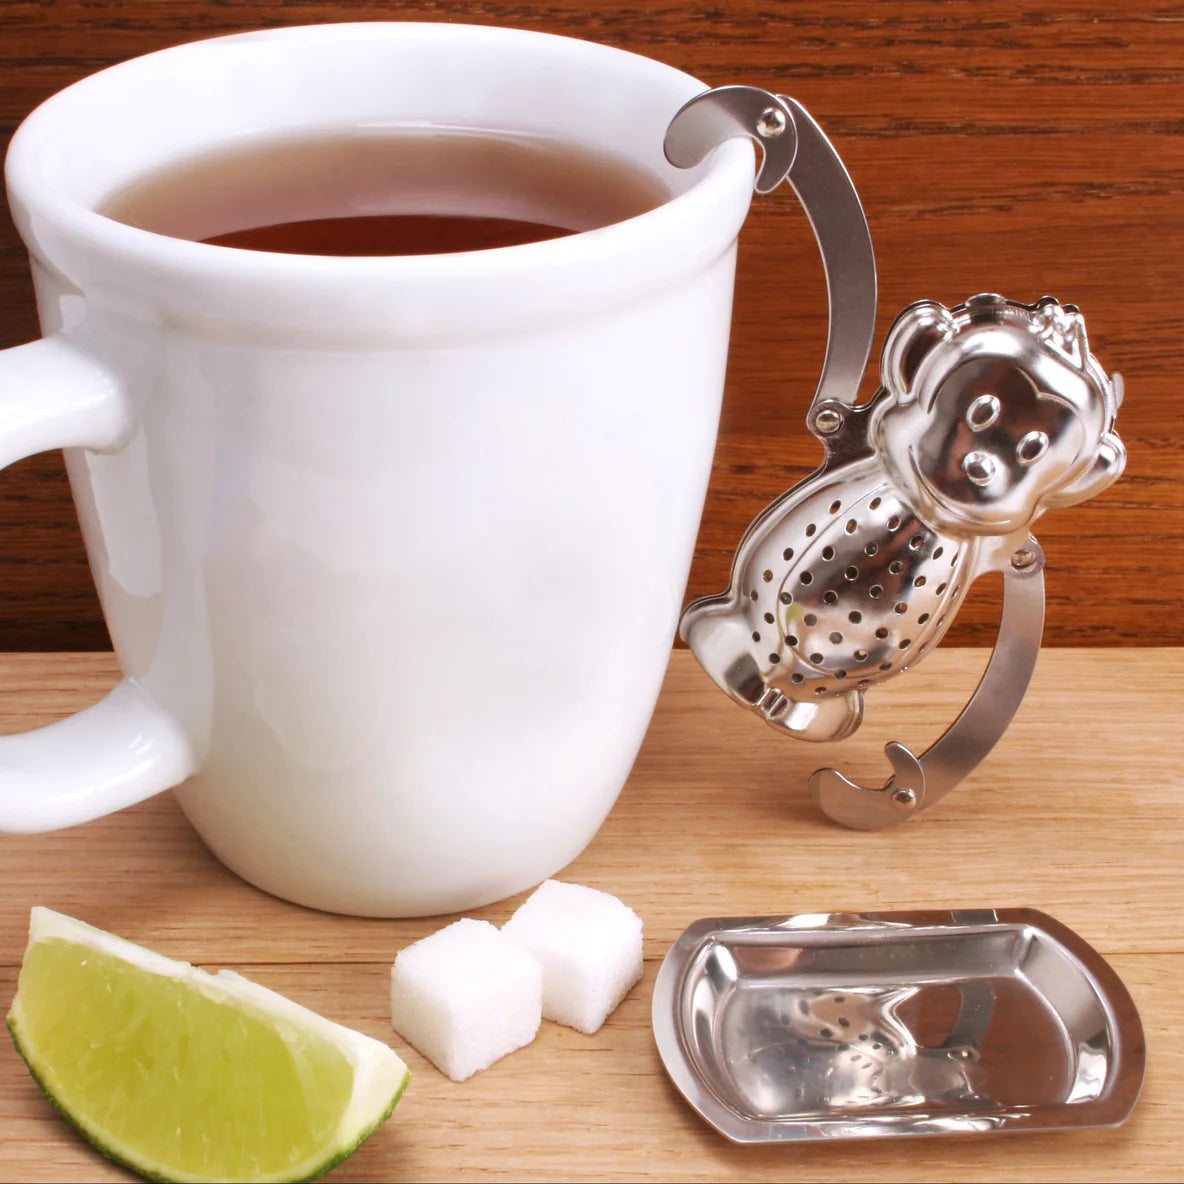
[389,918,541,1081]
[501,879,643,1035]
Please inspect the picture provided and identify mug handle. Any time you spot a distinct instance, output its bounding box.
[0,335,195,833]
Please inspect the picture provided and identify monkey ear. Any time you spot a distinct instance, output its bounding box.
[1043,430,1126,509]
[880,300,956,402]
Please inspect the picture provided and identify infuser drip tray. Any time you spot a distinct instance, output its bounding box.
[652,909,1144,1143]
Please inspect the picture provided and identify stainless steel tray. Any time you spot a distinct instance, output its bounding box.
[652,908,1144,1143]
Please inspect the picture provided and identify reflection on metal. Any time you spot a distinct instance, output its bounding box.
[652,909,1144,1143]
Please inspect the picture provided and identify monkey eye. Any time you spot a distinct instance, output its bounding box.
[966,393,1001,431]
[1016,431,1049,465]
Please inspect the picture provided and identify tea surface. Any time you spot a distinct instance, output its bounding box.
[101,127,668,255]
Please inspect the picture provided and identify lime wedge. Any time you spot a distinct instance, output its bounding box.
[6,907,409,1183]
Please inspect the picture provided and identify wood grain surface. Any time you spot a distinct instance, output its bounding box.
[1,1,1182,650]
[0,648,1181,1182]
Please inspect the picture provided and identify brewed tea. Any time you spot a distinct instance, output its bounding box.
[101,128,668,256]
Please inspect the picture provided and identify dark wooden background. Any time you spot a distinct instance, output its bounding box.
[1,0,1180,650]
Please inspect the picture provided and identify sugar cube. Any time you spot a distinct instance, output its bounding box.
[501,879,643,1035]
[389,918,542,1081]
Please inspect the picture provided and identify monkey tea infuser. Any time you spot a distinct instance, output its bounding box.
[651,89,1142,1149]
[664,88,1126,830]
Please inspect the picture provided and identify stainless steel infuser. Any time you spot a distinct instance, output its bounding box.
[664,87,1125,829]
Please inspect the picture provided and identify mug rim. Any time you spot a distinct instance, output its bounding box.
[5,23,755,303]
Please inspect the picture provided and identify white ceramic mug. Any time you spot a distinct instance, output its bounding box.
[0,23,754,916]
